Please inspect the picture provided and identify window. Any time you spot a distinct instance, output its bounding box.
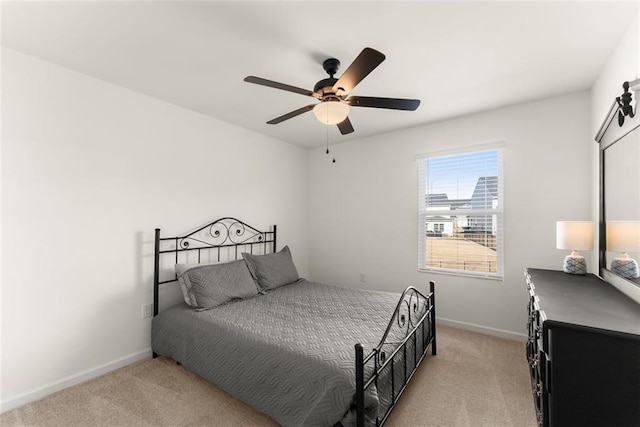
[417,145,504,279]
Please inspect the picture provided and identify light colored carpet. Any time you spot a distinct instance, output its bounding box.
[1,325,536,426]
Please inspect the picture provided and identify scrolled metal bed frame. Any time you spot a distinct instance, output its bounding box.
[153,217,436,427]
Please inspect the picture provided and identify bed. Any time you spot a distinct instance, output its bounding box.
[151,217,436,427]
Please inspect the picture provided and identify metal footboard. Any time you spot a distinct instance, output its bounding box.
[355,281,436,426]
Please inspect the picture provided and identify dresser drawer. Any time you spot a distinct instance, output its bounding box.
[525,272,549,427]
[529,350,548,427]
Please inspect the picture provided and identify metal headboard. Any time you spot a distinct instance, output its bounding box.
[153,217,276,316]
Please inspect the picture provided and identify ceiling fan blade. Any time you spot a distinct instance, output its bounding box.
[244,76,320,99]
[266,104,316,124]
[336,117,355,135]
[347,96,420,111]
[332,48,385,95]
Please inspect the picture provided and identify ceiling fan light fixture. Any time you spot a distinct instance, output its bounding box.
[313,100,350,125]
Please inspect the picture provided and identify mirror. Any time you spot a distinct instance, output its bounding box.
[600,115,640,287]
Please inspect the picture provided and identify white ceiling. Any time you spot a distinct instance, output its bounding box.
[2,1,638,149]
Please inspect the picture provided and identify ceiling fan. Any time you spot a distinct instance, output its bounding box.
[244,48,420,135]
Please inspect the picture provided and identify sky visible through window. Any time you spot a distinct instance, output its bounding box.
[424,150,498,199]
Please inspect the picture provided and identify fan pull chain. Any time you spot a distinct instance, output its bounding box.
[326,124,330,155]
[324,121,336,163]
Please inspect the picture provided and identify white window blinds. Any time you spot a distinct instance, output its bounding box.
[417,145,504,279]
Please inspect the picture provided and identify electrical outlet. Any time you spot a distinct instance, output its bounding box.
[360,272,366,283]
[141,303,153,319]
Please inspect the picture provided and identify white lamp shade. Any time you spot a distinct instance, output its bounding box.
[313,100,350,125]
[556,221,594,251]
[606,221,640,253]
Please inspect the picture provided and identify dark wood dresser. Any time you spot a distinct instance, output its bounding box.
[525,268,640,427]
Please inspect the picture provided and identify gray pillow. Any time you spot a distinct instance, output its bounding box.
[242,246,300,291]
[176,261,219,307]
[176,260,258,310]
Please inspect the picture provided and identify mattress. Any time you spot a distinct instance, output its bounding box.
[152,279,424,426]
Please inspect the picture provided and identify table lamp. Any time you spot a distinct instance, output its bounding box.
[556,221,594,275]
[606,221,640,279]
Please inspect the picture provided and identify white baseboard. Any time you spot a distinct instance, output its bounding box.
[1,349,152,413]
[436,316,527,342]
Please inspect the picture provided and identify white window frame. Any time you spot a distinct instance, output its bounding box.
[417,143,504,280]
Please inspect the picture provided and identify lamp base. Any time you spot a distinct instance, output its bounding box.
[563,254,587,275]
[611,257,640,280]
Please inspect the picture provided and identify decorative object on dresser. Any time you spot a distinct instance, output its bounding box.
[555,221,594,275]
[152,216,436,427]
[525,268,640,427]
[607,221,640,279]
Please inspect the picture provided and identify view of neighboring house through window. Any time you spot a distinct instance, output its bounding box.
[417,145,504,279]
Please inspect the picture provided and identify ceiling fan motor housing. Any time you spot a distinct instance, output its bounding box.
[314,77,339,97]
[313,58,342,97]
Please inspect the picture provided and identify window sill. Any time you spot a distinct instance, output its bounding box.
[418,267,504,281]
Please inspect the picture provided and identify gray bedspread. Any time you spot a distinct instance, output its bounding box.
[152,280,415,426]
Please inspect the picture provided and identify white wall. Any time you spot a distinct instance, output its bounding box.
[0,48,309,410]
[307,92,592,338]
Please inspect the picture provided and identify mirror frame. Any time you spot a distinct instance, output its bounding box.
[597,93,640,301]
